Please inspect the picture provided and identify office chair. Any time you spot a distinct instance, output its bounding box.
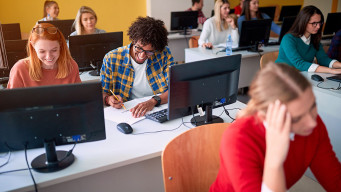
[161,123,230,192]
[260,51,279,69]
[188,35,200,48]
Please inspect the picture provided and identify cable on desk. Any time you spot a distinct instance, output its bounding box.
[222,105,242,123]
[24,144,38,192]
[317,81,341,90]
[0,151,11,168]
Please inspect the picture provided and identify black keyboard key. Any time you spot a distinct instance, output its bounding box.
[145,109,168,123]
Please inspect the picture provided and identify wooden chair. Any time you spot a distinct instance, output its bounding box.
[260,51,279,69]
[189,35,200,48]
[161,123,230,192]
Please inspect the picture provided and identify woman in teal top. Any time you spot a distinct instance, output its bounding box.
[276,6,341,73]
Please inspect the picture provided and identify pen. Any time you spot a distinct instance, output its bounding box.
[109,90,127,110]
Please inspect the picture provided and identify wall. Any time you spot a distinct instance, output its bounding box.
[303,0,333,21]
[0,0,146,45]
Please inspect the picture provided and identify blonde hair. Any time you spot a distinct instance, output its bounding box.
[72,6,98,35]
[27,23,73,81]
[213,0,230,32]
[238,63,311,118]
[43,0,58,18]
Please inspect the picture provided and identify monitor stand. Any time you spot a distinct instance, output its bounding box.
[31,139,75,173]
[89,61,101,76]
[247,42,264,52]
[179,28,192,35]
[190,104,224,126]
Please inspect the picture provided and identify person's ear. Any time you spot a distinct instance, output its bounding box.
[257,110,266,122]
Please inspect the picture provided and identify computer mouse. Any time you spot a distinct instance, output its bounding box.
[311,74,324,82]
[205,46,212,50]
[116,123,133,134]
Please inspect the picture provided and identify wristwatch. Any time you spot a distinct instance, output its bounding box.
[152,96,161,107]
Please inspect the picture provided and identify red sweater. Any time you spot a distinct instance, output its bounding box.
[210,115,341,192]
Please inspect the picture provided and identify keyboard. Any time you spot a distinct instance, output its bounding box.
[0,77,9,84]
[145,109,168,123]
[267,41,280,46]
[232,46,252,52]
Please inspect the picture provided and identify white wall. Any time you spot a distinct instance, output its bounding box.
[338,0,341,12]
[303,0,333,21]
[146,0,215,30]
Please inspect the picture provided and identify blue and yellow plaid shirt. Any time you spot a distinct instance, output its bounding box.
[100,43,175,102]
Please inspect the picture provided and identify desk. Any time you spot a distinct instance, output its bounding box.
[168,31,201,63]
[301,72,341,181]
[0,101,246,192]
[185,45,280,88]
[80,71,100,82]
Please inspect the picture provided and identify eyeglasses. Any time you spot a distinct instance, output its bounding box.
[32,27,58,35]
[308,21,324,27]
[134,45,155,56]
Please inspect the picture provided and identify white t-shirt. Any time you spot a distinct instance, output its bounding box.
[130,57,154,99]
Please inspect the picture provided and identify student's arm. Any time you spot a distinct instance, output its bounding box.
[263,13,281,35]
[262,101,290,192]
[198,19,212,47]
[309,116,341,192]
[280,35,316,71]
[237,16,244,34]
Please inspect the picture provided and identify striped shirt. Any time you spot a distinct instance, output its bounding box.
[100,43,175,102]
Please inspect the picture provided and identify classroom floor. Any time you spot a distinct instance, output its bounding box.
[291,175,326,192]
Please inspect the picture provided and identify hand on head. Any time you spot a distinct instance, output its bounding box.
[264,100,291,166]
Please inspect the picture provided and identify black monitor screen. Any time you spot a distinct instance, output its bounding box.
[323,12,341,35]
[1,23,21,40]
[38,19,75,40]
[259,6,276,20]
[168,55,241,126]
[171,11,198,31]
[0,82,106,172]
[278,5,301,21]
[5,39,28,70]
[279,16,296,43]
[69,32,123,73]
[239,19,272,51]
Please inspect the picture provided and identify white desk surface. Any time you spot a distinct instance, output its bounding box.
[0,101,246,192]
[167,31,201,40]
[79,71,100,82]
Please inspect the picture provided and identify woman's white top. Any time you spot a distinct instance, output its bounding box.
[198,17,239,47]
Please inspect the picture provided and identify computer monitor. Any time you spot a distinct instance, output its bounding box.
[1,23,21,40]
[278,5,301,21]
[278,16,296,43]
[0,82,106,173]
[259,6,276,21]
[239,19,272,52]
[38,19,75,40]
[170,11,198,35]
[4,39,28,70]
[168,55,241,126]
[323,12,341,36]
[69,32,123,76]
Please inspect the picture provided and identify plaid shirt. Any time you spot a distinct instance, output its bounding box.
[100,43,175,102]
[328,29,341,61]
[186,8,207,25]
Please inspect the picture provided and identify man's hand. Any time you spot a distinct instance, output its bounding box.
[107,95,124,109]
[130,98,157,118]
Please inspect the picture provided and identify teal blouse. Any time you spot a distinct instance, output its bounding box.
[276,33,332,71]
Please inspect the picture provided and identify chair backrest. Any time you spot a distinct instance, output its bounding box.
[188,35,199,48]
[162,123,230,192]
[260,51,279,69]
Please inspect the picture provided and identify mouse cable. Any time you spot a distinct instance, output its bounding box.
[132,117,192,135]
[317,81,341,90]
[222,105,242,123]
[0,150,11,169]
[24,143,38,192]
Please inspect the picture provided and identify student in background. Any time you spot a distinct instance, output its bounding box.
[7,23,81,88]
[327,29,341,61]
[40,0,59,21]
[276,6,341,73]
[186,0,207,25]
[198,0,239,48]
[234,0,245,17]
[101,17,175,118]
[210,63,341,192]
[237,0,280,35]
[70,6,106,36]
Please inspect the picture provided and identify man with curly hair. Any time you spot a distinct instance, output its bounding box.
[101,16,175,118]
